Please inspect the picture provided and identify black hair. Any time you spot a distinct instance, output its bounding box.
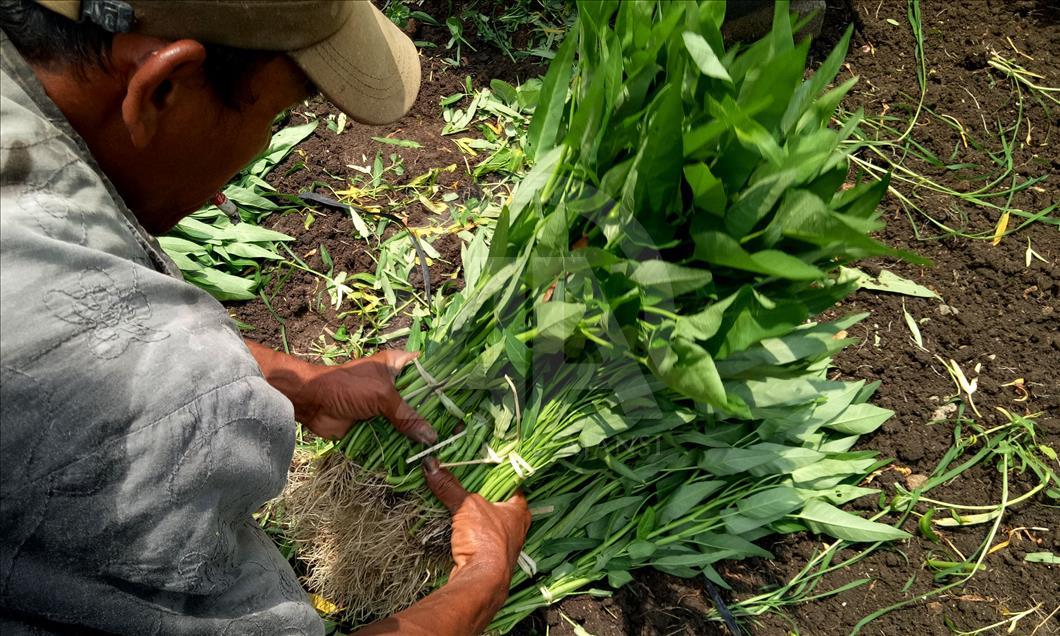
[0,0,275,108]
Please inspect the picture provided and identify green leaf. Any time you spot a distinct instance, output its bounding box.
[224,242,284,261]
[710,96,784,166]
[651,551,718,569]
[682,31,731,82]
[533,302,586,352]
[675,292,741,341]
[223,185,276,210]
[576,408,630,448]
[716,318,861,376]
[790,457,877,489]
[693,532,772,560]
[490,78,519,105]
[630,260,713,297]
[319,244,333,272]
[723,486,804,534]
[582,496,643,525]
[797,484,879,506]
[650,335,747,416]
[185,267,256,301]
[1024,552,1060,564]
[919,508,940,543]
[738,486,804,519]
[769,190,924,263]
[526,33,575,161]
[823,403,893,435]
[714,292,808,357]
[683,163,727,215]
[173,217,223,241]
[631,84,684,216]
[660,480,725,524]
[721,167,797,239]
[371,136,423,149]
[781,26,852,135]
[843,267,941,299]
[246,121,317,176]
[219,223,294,244]
[166,251,202,272]
[627,540,657,561]
[503,328,531,378]
[798,500,911,542]
[607,570,634,588]
[701,444,823,477]
[158,236,205,254]
[694,231,823,280]
[740,42,807,132]
[636,506,656,540]
[349,208,372,240]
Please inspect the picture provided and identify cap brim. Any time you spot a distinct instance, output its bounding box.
[288,3,421,126]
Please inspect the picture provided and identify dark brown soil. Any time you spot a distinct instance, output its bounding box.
[231,1,1060,634]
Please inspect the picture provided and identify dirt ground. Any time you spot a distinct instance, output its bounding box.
[230,1,1059,634]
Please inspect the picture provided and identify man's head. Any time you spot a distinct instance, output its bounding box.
[1,0,420,234]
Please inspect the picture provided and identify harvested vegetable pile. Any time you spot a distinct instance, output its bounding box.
[297,1,929,630]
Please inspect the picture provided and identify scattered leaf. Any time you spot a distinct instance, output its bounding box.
[372,136,424,149]
[1024,552,1060,564]
[902,300,925,350]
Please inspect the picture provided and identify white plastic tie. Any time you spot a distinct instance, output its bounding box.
[412,357,466,419]
[405,427,469,464]
[516,551,538,577]
[439,440,505,469]
[503,374,522,427]
[507,451,535,479]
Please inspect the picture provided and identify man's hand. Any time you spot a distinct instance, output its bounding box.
[296,350,436,443]
[423,457,530,588]
[244,340,436,445]
[354,458,530,636]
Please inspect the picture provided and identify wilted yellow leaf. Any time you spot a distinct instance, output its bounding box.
[991,210,1010,245]
[308,593,340,614]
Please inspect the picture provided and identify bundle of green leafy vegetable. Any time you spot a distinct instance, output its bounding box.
[326,1,924,629]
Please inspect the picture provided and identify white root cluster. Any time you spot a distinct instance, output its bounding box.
[280,451,451,624]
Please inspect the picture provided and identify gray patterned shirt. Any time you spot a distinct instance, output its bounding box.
[0,32,321,635]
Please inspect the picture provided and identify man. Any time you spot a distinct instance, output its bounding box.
[0,0,529,634]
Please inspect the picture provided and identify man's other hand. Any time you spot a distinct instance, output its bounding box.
[297,350,437,444]
[423,457,530,591]
[245,340,436,445]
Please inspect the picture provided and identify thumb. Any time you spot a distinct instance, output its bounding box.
[505,490,531,529]
[423,457,469,514]
[384,396,437,445]
[378,349,420,379]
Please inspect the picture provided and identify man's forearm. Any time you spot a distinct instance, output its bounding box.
[353,568,509,636]
[244,339,315,421]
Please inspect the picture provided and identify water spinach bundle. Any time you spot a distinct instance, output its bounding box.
[330,1,922,629]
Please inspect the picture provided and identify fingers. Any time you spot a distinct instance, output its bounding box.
[378,349,420,379]
[385,397,437,445]
[504,489,528,510]
[422,457,469,514]
[504,490,532,531]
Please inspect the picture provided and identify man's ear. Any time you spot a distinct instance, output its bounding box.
[111,35,207,149]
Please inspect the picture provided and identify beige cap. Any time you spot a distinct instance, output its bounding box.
[35,0,421,124]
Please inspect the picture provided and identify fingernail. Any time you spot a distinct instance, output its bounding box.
[422,456,439,474]
[416,426,438,445]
